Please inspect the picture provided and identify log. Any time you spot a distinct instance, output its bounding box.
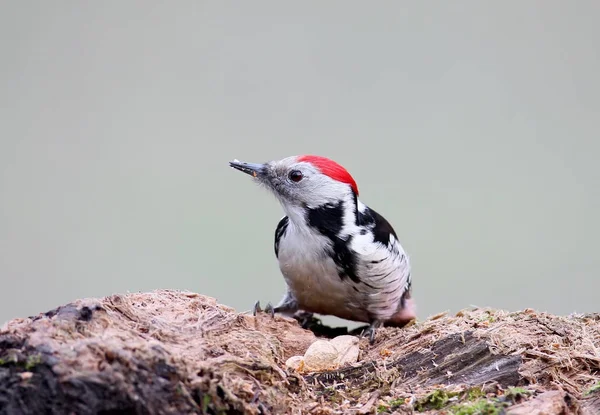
[0,290,599,414]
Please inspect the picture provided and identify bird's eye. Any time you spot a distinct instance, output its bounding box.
[288,170,303,182]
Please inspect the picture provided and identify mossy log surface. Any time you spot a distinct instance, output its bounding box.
[1,290,599,414]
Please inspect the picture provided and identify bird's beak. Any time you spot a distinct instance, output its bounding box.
[229,159,265,178]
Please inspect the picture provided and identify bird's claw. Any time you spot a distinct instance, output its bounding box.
[362,321,382,345]
[362,327,376,345]
[252,301,275,318]
[252,301,262,316]
[293,311,318,329]
[264,302,275,318]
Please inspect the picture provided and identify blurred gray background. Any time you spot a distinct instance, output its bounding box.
[1,2,599,327]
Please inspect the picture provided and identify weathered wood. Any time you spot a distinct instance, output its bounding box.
[0,290,598,415]
[306,331,522,389]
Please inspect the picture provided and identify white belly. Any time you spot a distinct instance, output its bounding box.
[279,253,372,322]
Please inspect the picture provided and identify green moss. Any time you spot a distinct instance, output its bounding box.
[0,353,18,366]
[503,387,531,403]
[415,389,458,411]
[505,387,529,396]
[449,399,506,415]
[413,388,508,414]
[388,397,406,407]
[201,394,211,413]
[347,388,364,400]
[465,387,485,401]
[0,353,42,370]
[24,354,42,370]
[316,385,344,404]
[377,397,406,413]
[478,311,496,323]
[585,382,600,396]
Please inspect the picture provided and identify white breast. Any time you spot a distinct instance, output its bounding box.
[276,219,410,323]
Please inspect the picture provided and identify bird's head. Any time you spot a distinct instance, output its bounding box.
[229,155,358,210]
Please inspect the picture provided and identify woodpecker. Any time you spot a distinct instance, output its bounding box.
[229,155,415,344]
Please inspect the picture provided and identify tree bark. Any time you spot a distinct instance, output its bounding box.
[0,290,598,414]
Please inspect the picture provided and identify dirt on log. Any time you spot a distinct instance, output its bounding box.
[0,290,599,415]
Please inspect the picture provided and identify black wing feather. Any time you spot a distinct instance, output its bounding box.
[274,216,289,258]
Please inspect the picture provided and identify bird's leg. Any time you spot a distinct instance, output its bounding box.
[253,290,298,319]
[362,320,383,345]
[270,298,298,317]
[252,301,275,318]
[292,310,318,329]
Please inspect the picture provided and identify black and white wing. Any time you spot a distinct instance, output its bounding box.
[353,205,412,318]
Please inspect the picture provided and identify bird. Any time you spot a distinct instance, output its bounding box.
[229,155,415,344]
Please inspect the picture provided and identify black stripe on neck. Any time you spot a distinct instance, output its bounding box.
[306,200,361,284]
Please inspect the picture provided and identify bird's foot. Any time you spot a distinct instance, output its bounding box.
[293,311,319,329]
[362,321,383,345]
[252,301,275,318]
